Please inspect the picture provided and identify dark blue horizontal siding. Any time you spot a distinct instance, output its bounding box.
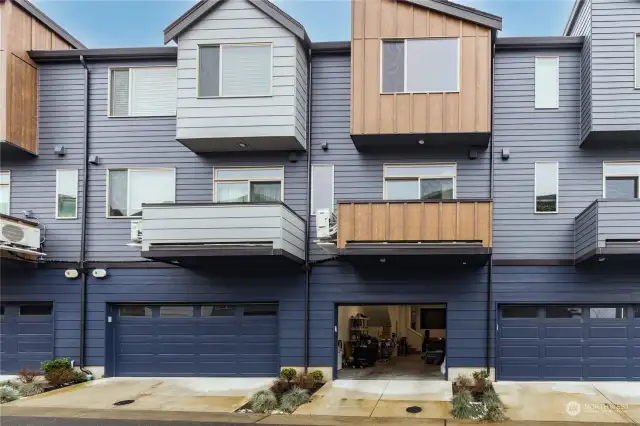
[308,262,490,369]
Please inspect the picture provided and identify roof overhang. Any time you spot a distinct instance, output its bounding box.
[401,0,502,31]
[164,0,311,48]
[0,140,37,158]
[29,47,178,63]
[495,36,584,50]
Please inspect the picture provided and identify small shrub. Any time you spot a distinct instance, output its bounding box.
[279,387,310,413]
[68,370,87,384]
[17,368,41,384]
[19,382,44,397]
[0,386,20,403]
[473,370,491,391]
[248,389,278,413]
[294,373,316,391]
[309,370,324,383]
[454,374,473,389]
[483,390,507,422]
[451,389,482,420]
[44,369,72,388]
[280,368,297,382]
[41,358,72,374]
[0,381,19,391]
[270,378,292,397]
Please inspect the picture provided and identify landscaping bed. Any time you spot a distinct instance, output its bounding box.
[451,370,507,422]
[237,369,325,414]
[0,358,92,404]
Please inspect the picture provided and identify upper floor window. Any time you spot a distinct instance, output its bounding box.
[311,165,335,215]
[213,167,283,203]
[109,66,177,117]
[604,162,640,198]
[384,164,456,200]
[107,168,176,218]
[381,38,459,94]
[635,34,640,89]
[198,44,272,98]
[534,57,559,109]
[534,161,559,213]
[56,169,78,219]
[0,171,9,215]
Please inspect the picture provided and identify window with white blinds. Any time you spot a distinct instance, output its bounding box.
[198,44,272,97]
[109,67,177,117]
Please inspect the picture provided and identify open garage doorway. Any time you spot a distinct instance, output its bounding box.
[336,304,446,380]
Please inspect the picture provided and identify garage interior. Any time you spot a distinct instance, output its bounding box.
[337,304,446,380]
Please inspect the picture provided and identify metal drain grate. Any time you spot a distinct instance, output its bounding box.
[406,406,422,414]
[113,400,135,406]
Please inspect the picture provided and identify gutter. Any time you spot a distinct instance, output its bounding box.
[303,48,313,373]
[78,56,91,375]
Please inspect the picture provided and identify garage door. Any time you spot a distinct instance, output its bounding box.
[114,304,279,377]
[498,305,640,380]
[0,304,54,374]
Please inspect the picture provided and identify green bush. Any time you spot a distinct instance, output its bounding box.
[472,370,491,391]
[279,368,297,382]
[0,386,20,403]
[309,370,324,383]
[41,358,72,374]
[483,390,507,422]
[279,387,310,413]
[0,381,19,391]
[19,382,44,397]
[451,389,482,420]
[248,389,278,413]
[68,370,87,384]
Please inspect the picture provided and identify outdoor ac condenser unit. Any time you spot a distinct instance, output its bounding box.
[0,218,40,250]
[130,220,142,243]
[316,209,337,240]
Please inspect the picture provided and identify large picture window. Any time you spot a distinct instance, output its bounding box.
[213,167,283,203]
[534,162,558,213]
[604,162,640,198]
[381,38,459,93]
[109,66,177,117]
[384,164,456,200]
[107,169,176,217]
[198,44,272,97]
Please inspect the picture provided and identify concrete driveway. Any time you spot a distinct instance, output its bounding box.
[494,381,640,423]
[6,377,274,413]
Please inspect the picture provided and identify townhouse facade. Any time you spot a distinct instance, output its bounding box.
[1,0,640,381]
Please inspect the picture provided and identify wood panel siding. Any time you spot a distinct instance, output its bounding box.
[0,0,74,153]
[351,0,491,136]
[337,200,492,248]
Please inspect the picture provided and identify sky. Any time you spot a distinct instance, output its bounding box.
[33,0,577,49]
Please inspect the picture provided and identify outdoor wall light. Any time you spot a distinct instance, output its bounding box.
[92,269,108,279]
[64,269,79,279]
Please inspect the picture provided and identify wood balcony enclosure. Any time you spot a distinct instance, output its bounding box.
[337,200,492,249]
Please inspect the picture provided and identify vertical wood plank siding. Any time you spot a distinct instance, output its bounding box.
[337,200,492,248]
[350,0,491,136]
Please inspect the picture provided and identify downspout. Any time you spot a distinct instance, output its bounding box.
[486,39,496,376]
[79,55,91,375]
[303,47,313,374]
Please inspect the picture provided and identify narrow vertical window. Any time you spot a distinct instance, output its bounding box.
[381,41,404,93]
[636,34,640,88]
[56,170,78,219]
[198,45,220,97]
[535,162,559,213]
[535,57,559,109]
[311,165,334,215]
[110,69,130,116]
[0,171,10,215]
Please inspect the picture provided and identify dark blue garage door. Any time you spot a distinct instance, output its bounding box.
[114,304,279,377]
[0,304,54,374]
[498,305,640,380]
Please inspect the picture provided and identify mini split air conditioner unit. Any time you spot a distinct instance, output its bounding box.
[130,220,142,244]
[316,209,337,240]
[0,217,41,251]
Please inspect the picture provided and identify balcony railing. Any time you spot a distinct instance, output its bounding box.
[337,199,492,250]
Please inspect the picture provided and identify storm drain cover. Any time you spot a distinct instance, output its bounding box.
[406,406,422,414]
[113,400,135,406]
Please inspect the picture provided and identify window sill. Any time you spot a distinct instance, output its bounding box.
[55,217,78,220]
[107,114,176,119]
[381,90,460,95]
[533,211,559,214]
[197,94,274,99]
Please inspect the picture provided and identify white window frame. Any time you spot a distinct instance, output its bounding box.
[534,161,559,214]
[212,166,284,202]
[55,169,78,220]
[311,164,335,215]
[197,43,274,99]
[105,168,176,218]
[107,65,177,118]
[602,161,640,198]
[636,34,640,89]
[383,163,457,200]
[0,170,10,215]
[379,38,461,95]
[534,56,560,110]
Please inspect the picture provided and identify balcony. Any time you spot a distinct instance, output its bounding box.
[336,199,492,264]
[139,202,305,266]
[0,214,45,262]
[575,199,640,264]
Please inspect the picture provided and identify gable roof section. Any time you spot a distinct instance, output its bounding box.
[563,0,585,36]
[401,0,502,31]
[164,0,311,47]
[2,0,86,49]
